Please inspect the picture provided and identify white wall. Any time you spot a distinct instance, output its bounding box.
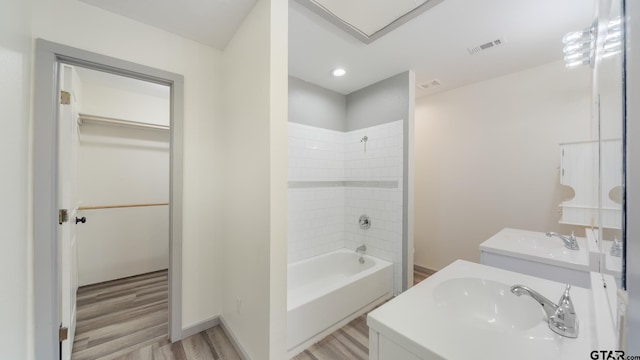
[346,72,411,131]
[78,127,169,207]
[414,61,591,271]
[268,2,288,354]
[30,0,224,330]
[77,123,169,285]
[78,71,171,126]
[76,72,170,286]
[0,0,32,358]
[289,76,346,131]
[219,0,288,358]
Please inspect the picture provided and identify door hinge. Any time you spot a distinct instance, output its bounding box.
[59,209,69,225]
[60,90,71,105]
[59,326,68,342]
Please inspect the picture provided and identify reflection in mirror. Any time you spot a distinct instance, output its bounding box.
[595,0,624,289]
[290,0,626,354]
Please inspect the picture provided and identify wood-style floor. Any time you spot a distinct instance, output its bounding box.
[71,267,432,360]
[71,270,240,360]
[413,268,433,286]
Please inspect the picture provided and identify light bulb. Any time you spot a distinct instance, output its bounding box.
[331,68,346,77]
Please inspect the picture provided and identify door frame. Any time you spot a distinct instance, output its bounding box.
[34,39,184,360]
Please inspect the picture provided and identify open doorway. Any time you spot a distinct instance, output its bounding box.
[66,65,171,359]
[72,66,170,288]
[34,40,184,360]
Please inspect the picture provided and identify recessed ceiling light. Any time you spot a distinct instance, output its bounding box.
[331,68,346,77]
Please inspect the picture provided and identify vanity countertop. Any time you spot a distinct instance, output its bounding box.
[367,260,598,360]
[479,228,599,271]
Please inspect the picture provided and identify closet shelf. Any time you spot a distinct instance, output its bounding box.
[78,113,169,131]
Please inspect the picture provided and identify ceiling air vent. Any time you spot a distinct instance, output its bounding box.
[467,37,506,55]
[418,79,441,90]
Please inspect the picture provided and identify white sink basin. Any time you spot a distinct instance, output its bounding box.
[482,228,589,266]
[367,261,596,360]
[515,234,577,258]
[433,278,543,332]
[479,228,599,288]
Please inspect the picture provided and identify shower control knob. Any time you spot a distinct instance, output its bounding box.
[359,215,371,230]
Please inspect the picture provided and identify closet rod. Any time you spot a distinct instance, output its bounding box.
[78,203,169,210]
[78,113,169,131]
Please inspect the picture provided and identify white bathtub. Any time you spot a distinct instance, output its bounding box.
[287,248,393,356]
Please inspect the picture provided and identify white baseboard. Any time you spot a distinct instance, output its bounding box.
[219,316,251,360]
[180,315,250,359]
[181,315,221,339]
[413,264,437,275]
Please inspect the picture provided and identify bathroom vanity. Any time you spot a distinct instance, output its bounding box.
[479,228,599,288]
[367,260,611,360]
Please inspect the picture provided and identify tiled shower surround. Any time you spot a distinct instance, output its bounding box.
[288,121,404,294]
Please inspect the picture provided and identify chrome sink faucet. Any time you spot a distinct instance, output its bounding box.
[546,231,580,250]
[610,237,623,257]
[511,284,578,338]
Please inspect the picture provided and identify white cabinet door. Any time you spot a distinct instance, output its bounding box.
[379,335,422,360]
[370,329,424,360]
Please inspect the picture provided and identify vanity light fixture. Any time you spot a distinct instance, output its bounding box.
[331,68,346,77]
[603,17,622,59]
[563,16,622,68]
[563,26,595,68]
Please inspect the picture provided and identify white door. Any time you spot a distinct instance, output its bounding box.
[58,63,80,360]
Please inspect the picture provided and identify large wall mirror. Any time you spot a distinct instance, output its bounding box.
[556,0,625,292]
[594,0,625,289]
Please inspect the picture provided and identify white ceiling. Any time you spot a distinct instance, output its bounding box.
[79,0,257,50]
[79,0,594,97]
[289,0,594,97]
